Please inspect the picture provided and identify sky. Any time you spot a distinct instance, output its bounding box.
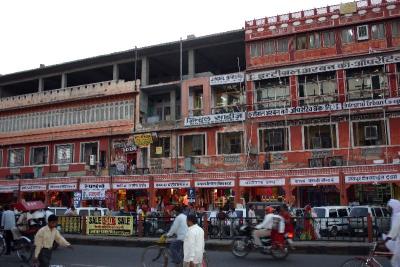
[0,0,349,75]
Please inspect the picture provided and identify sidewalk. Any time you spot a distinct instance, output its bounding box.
[64,234,372,255]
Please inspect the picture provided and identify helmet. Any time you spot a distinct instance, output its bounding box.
[265,206,275,214]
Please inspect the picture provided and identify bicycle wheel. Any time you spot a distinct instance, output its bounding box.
[340,257,370,267]
[0,234,6,256]
[16,239,33,263]
[141,245,168,267]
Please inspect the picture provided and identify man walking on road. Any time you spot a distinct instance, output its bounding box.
[1,204,15,255]
[33,215,72,267]
[184,213,205,267]
[166,206,188,265]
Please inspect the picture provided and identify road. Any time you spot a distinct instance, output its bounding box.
[0,245,391,267]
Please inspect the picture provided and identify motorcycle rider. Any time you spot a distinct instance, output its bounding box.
[252,206,275,247]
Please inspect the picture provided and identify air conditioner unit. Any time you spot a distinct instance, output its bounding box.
[357,25,369,41]
[364,125,378,140]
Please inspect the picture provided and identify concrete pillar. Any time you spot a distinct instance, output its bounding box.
[170,90,176,121]
[188,49,195,78]
[141,57,149,86]
[38,78,44,92]
[113,64,119,81]
[61,73,67,88]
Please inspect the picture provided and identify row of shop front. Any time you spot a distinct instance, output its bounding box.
[1,170,399,210]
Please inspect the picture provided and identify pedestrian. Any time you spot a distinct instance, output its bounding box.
[383,199,400,267]
[0,204,15,255]
[33,215,72,267]
[301,205,316,240]
[64,206,77,216]
[166,206,188,265]
[183,213,205,267]
[248,204,257,225]
[44,208,53,224]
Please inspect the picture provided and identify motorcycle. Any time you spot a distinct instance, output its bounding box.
[231,224,293,260]
[0,228,33,262]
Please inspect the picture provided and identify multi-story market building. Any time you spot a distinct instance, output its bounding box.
[1,0,400,211]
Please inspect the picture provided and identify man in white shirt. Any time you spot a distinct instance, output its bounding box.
[248,205,257,225]
[384,199,400,267]
[166,206,188,265]
[252,206,275,247]
[184,213,205,267]
[1,205,16,255]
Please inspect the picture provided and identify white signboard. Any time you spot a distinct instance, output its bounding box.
[210,72,244,85]
[113,183,150,189]
[247,53,400,81]
[345,173,400,184]
[154,181,191,189]
[290,176,339,186]
[240,178,285,187]
[248,103,341,118]
[48,184,77,191]
[344,98,400,109]
[82,189,106,200]
[80,183,110,190]
[195,180,235,188]
[20,184,47,192]
[184,112,245,127]
[0,185,19,193]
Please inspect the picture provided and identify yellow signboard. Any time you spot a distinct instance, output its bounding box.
[59,216,82,234]
[86,216,133,236]
[340,2,357,15]
[133,133,153,147]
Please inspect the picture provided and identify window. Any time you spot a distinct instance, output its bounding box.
[179,135,205,156]
[353,120,387,146]
[357,25,369,40]
[373,208,383,218]
[250,42,262,58]
[309,33,321,49]
[346,66,388,100]
[30,146,48,165]
[189,86,203,116]
[322,31,335,47]
[329,210,338,218]
[276,38,289,53]
[298,72,338,105]
[55,144,73,164]
[213,84,243,114]
[80,142,98,166]
[147,94,171,123]
[296,35,307,50]
[263,40,275,55]
[259,128,289,152]
[304,124,337,149]
[342,28,354,44]
[338,209,348,217]
[217,132,243,154]
[255,77,290,109]
[371,23,385,40]
[151,137,171,158]
[392,20,400,37]
[8,148,25,167]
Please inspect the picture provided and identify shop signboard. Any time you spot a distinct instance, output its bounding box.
[248,103,341,118]
[48,183,77,191]
[345,173,400,184]
[188,188,196,203]
[290,176,339,186]
[133,133,153,147]
[184,112,245,127]
[20,184,47,192]
[73,191,82,208]
[86,216,134,236]
[58,216,81,234]
[194,180,235,188]
[82,189,106,200]
[239,178,285,187]
[113,182,150,190]
[80,183,110,190]
[343,98,400,109]
[0,185,19,193]
[154,181,191,189]
[210,72,244,86]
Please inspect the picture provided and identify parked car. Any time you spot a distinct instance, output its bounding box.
[48,207,68,216]
[312,206,350,237]
[75,207,110,216]
[348,206,391,236]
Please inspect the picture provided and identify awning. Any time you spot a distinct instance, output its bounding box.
[15,200,46,212]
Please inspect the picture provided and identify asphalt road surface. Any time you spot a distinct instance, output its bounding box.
[0,245,391,267]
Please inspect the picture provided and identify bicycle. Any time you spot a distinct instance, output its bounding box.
[340,242,392,267]
[141,235,209,267]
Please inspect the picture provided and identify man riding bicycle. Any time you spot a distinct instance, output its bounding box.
[166,206,188,265]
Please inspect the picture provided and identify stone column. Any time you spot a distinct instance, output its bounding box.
[188,49,195,78]
[38,78,44,92]
[141,57,149,86]
[61,73,67,88]
[113,64,119,81]
[170,89,176,121]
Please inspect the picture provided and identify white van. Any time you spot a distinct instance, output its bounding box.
[75,207,110,216]
[48,207,68,216]
[349,206,390,236]
[312,206,350,237]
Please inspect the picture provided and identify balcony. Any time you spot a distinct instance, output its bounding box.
[0,80,136,111]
